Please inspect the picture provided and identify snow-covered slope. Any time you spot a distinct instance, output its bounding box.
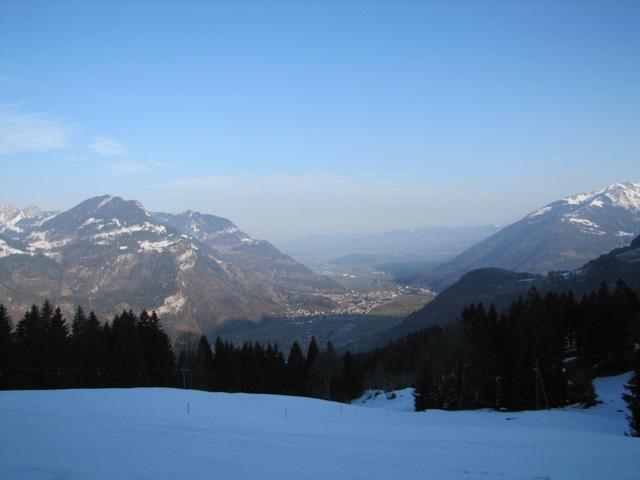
[352,387,416,411]
[0,203,58,238]
[0,374,637,479]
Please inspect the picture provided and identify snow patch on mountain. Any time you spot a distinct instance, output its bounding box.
[604,182,640,211]
[93,222,167,240]
[139,239,176,252]
[566,216,599,228]
[212,257,225,265]
[80,217,101,228]
[0,238,27,257]
[528,206,552,218]
[564,191,599,205]
[561,181,640,211]
[0,204,19,223]
[1,211,26,232]
[176,248,196,271]
[0,205,58,233]
[27,231,72,251]
[97,196,113,209]
[157,292,187,315]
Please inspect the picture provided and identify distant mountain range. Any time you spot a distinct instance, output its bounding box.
[279,225,501,266]
[412,181,640,291]
[0,195,341,334]
[348,233,640,352]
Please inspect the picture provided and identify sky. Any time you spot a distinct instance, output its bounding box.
[0,0,639,242]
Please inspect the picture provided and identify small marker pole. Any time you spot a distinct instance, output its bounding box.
[284,408,287,419]
[187,401,190,415]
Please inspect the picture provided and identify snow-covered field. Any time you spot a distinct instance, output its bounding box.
[1,373,638,479]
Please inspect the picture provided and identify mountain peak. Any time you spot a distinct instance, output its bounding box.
[560,180,640,211]
[417,181,640,291]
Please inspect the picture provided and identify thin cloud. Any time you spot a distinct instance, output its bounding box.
[0,106,71,154]
[89,136,126,156]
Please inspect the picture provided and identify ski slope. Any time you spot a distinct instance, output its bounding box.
[1,373,638,479]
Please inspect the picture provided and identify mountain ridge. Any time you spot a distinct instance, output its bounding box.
[412,181,640,291]
[0,195,341,334]
[347,232,640,352]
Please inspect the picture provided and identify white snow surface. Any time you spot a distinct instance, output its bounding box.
[566,216,599,228]
[528,206,552,218]
[1,373,638,479]
[96,195,113,209]
[156,292,187,315]
[352,387,416,411]
[138,238,175,252]
[93,222,167,240]
[0,238,27,257]
[561,181,640,211]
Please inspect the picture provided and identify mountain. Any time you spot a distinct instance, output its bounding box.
[278,225,501,267]
[152,210,340,296]
[0,204,58,238]
[348,234,640,352]
[0,195,341,334]
[414,181,640,291]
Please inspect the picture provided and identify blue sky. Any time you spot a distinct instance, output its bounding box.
[0,0,638,241]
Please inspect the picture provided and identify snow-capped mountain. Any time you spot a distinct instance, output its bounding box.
[0,195,340,333]
[414,181,640,291]
[0,204,58,237]
[152,210,251,248]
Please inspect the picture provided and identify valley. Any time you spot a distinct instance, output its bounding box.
[216,284,434,351]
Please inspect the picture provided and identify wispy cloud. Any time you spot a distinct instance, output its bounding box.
[108,161,147,175]
[0,106,71,154]
[89,136,126,156]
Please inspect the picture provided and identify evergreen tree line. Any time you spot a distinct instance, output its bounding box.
[0,301,363,401]
[1,281,639,435]
[176,335,363,402]
[0,302,175,389]
[453,280,639,411]
[353,280,640,415]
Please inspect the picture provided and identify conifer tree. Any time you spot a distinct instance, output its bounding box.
[414,359,438,411]
[194,335,213,390]
[110,310,145,386]
[287,341,306,396]
[137,310,174,386]
[306,336,320,370]
[45,306,70,385]
[339,351,363,402]
[309,342,341,400]
[15,304,46,387]
[211,336,227,390]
